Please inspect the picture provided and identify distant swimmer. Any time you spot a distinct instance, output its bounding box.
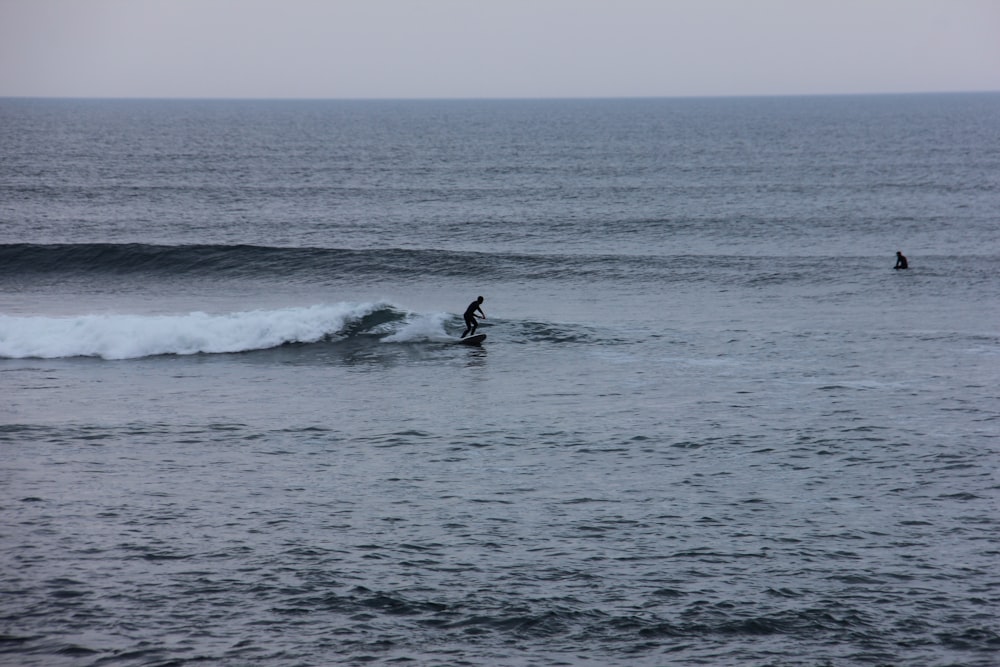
[462,296,486,338]
[894,251,909,270]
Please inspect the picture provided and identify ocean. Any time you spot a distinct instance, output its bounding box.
[1,94,998,666]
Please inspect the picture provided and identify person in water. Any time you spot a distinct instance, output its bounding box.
[894,251,909,270]
[462,296,486,338]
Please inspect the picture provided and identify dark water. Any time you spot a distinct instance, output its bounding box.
[1,95,998,666]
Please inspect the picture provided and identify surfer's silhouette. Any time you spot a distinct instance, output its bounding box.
[462,296,486,338]
[894,251,908,270]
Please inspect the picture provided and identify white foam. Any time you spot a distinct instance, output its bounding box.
[381,312,453,343]
[0,302,385,360]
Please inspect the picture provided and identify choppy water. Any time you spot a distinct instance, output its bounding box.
[1,95,999,666]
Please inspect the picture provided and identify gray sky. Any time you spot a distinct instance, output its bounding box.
[1,0,998,99]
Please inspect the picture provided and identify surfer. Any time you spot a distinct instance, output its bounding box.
[462,296,486,338]
[894,251,908,270]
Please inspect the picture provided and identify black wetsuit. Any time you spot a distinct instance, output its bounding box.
[895,253,908,270]
[463,301,484,337]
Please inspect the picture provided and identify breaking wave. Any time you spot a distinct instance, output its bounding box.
[0,302,454,360]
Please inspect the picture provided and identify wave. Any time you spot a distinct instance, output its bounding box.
[0,242,729,286]
[4,243,984,294]
[0,243,529,281]
[0,243,402,280]
[0,302,455,360]
[0,242,693,283]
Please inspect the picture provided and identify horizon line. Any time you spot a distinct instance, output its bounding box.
[2,89,998,103]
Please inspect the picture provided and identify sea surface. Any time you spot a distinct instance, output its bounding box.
[1,94,998,666]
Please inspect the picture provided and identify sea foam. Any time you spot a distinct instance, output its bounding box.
[0,303,387,360]
[380,312,453,343]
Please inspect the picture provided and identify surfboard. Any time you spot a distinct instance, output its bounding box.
[456,333,486,346]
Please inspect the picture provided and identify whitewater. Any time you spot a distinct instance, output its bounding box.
[0,303,461,360]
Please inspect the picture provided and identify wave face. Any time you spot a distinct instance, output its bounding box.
[0,242,595,284]
[0,302,454,359]
[4,243,994,297]
[0,243,461,280]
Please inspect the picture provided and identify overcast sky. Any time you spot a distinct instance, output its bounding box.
[1,0,998,99]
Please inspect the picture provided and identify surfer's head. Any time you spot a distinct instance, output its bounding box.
[477,296,484,303]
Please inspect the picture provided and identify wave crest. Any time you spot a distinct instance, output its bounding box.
[0,302,412,360]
